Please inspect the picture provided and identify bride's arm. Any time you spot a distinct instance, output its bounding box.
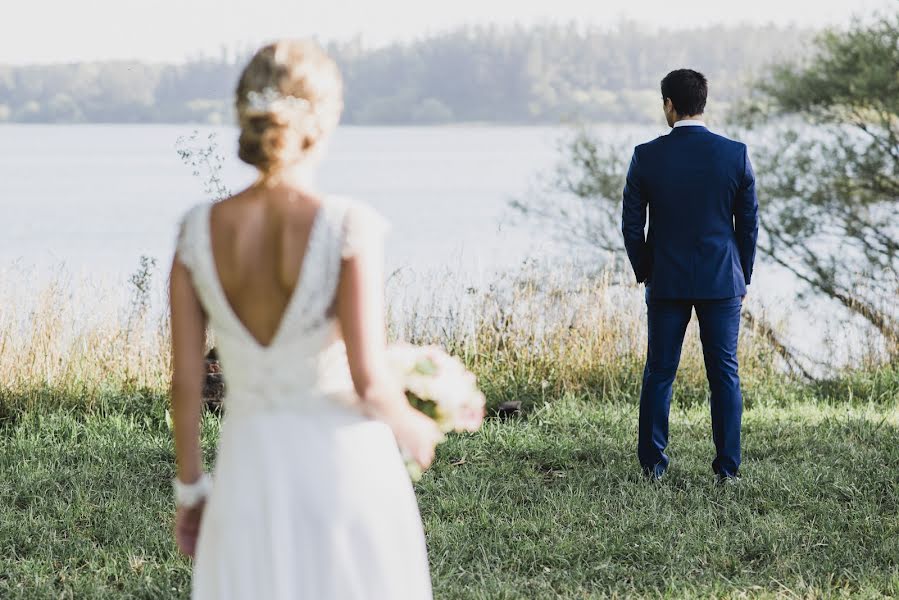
[335,240,402,416]
[336,235,441,469]
[169,257,207,485]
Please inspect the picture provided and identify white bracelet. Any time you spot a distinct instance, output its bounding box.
[173,473,212,508]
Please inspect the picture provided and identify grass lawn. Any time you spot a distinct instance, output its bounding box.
[1,394,897,599]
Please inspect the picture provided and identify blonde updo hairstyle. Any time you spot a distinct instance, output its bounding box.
[236,40,343,182]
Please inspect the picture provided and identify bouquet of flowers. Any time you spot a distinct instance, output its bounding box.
[387,343,486,480]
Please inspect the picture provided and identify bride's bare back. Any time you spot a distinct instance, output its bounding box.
[209,185,321,348]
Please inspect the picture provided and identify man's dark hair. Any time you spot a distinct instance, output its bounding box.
[660,69,708,116]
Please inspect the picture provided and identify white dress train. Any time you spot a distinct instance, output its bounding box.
[175,198,433,600]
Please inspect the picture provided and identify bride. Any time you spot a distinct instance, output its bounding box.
[168,40,442,599]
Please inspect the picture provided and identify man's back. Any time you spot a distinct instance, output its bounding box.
[622,124,758,299]
[624,68,756,483]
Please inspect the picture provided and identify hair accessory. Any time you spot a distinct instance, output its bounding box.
[245,87,312,115]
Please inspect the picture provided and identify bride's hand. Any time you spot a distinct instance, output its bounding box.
[388,407,444,470]
[175,502,205,558]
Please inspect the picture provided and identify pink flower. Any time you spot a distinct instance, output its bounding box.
[454,403,485,433]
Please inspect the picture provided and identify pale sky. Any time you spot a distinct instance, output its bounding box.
[3,0,895,64]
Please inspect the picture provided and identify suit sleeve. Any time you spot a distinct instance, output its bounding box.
[734,145,759,285]
[621,147,652,283]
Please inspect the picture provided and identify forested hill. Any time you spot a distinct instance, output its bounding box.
[0,24,809,125]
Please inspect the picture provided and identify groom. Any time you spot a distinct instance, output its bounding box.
[621,69,759,484]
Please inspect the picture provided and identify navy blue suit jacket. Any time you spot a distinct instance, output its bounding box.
[621,125,759,299]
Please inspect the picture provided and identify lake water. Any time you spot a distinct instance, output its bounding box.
[0,124,857,364]
[2,123,640,279]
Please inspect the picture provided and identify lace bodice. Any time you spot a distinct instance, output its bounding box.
[175,197,388,415]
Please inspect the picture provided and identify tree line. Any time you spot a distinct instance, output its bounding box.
[0,23,807,125]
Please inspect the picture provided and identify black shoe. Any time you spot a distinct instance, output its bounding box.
[642,464,666,483]
[714,473,741,486]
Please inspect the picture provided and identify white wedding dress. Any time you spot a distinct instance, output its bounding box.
[175,197,433,600]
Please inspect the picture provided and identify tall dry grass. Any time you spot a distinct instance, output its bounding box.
[0,264,171,413]
[0,260,793,415]
[389,261,787,409]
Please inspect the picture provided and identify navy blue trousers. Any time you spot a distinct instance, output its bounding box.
[638,293,743,477]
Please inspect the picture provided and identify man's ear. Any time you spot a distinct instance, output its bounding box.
[663,98,673,113]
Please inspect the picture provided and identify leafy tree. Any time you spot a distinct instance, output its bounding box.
[739,14,899,355]
[511,131,626,253]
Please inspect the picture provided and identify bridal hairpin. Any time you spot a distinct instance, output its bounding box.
[245,87,312,115]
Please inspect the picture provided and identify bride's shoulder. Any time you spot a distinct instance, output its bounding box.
[174,202,211,269]
[323,196,390,259]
